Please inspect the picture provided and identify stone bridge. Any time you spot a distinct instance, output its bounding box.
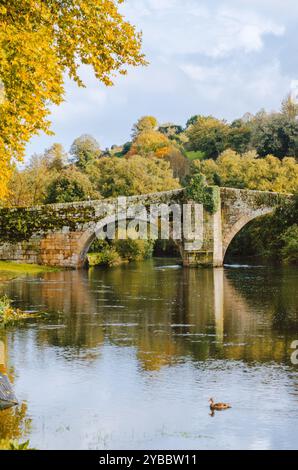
[0,187,291,268]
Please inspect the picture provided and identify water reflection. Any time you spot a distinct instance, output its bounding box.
[0,260,297,449]
[1,262,298,367]
[0,336,30,446]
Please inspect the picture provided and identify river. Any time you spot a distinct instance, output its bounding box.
[0,259,298,449]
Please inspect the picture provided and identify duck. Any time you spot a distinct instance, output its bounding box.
[209,397,231,411]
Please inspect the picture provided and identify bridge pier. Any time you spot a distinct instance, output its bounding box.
[180,204,224,267]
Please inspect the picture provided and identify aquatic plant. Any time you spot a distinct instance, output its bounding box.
[0,296,44,327]
[0,439,35,450]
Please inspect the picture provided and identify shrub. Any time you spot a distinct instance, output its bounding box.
[185,173,219,214]
[114,239,154,261]
[281,225,298,265]
[87,248,121,267]
[0,296,44,327]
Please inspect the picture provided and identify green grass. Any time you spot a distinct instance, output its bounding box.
[185,150,205,161]
[0,261,59,274]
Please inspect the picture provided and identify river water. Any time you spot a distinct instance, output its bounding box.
[0,259,298,450]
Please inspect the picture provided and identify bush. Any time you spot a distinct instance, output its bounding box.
[87,238,154,267]
[114,239,154,261]
[88,248,121,267]
[0,296,43,327]
[281,225,298,265]
[185,173,219,214]
[0,439,34,450]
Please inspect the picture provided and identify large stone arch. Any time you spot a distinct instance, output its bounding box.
[76,212,183,267]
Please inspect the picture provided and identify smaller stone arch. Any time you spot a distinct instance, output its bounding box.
[222,207,274,259]
[220,187,292,264]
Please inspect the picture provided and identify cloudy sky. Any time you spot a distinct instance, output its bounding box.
[26,0,298,159]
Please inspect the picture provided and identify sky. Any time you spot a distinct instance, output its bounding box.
[26,0,298,159]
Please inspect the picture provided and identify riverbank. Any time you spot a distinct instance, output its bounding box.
[0,262,60,283]
[0,261,60,274]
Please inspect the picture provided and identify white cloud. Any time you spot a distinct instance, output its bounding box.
[25,0,295,158]
[180,64,221,82]
[215,6,284,55]
[179,59,290,119]
[124,0,284,58]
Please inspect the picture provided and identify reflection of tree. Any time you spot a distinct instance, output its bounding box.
[0,403,30,448]
[1,262,297,372]
[225,266,298,329]
[0,336,31,449]
[90,265,222,368]
[1,271,103,357]
[223,268,298,363]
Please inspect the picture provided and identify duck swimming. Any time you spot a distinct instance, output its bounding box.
[209,398,231,411]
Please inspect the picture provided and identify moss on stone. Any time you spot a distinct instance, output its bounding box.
[0,204,96,243]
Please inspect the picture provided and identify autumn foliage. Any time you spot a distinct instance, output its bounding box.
[0,1,146,198]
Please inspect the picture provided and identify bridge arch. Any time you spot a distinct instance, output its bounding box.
[222,207,275,259]
[76,214,181,267]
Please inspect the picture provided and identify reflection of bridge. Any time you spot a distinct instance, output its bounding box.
[2,266,296,369]
[0,187,291,268]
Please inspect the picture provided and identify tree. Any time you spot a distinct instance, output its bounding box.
[128,128,189,181]
[7,153,59,207]
[128,130,171,157]
[158,122,183,138]
[186,115,199,128]
[131,116,158,138]
[186,116,229,159]
[281,94,298,120]
[95,155,180,198]
[197,149,298,193]
[44,143,68,171]
[163,148,190,180]
[228,120,252,154]
[70,134,101,170]
[281,225,298,264]
[121,141,132,156]
[7,167,40,207]
[45,166,97,203]
[0,1,146,198]
[251,113,298,159]
[0,158,11,201]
